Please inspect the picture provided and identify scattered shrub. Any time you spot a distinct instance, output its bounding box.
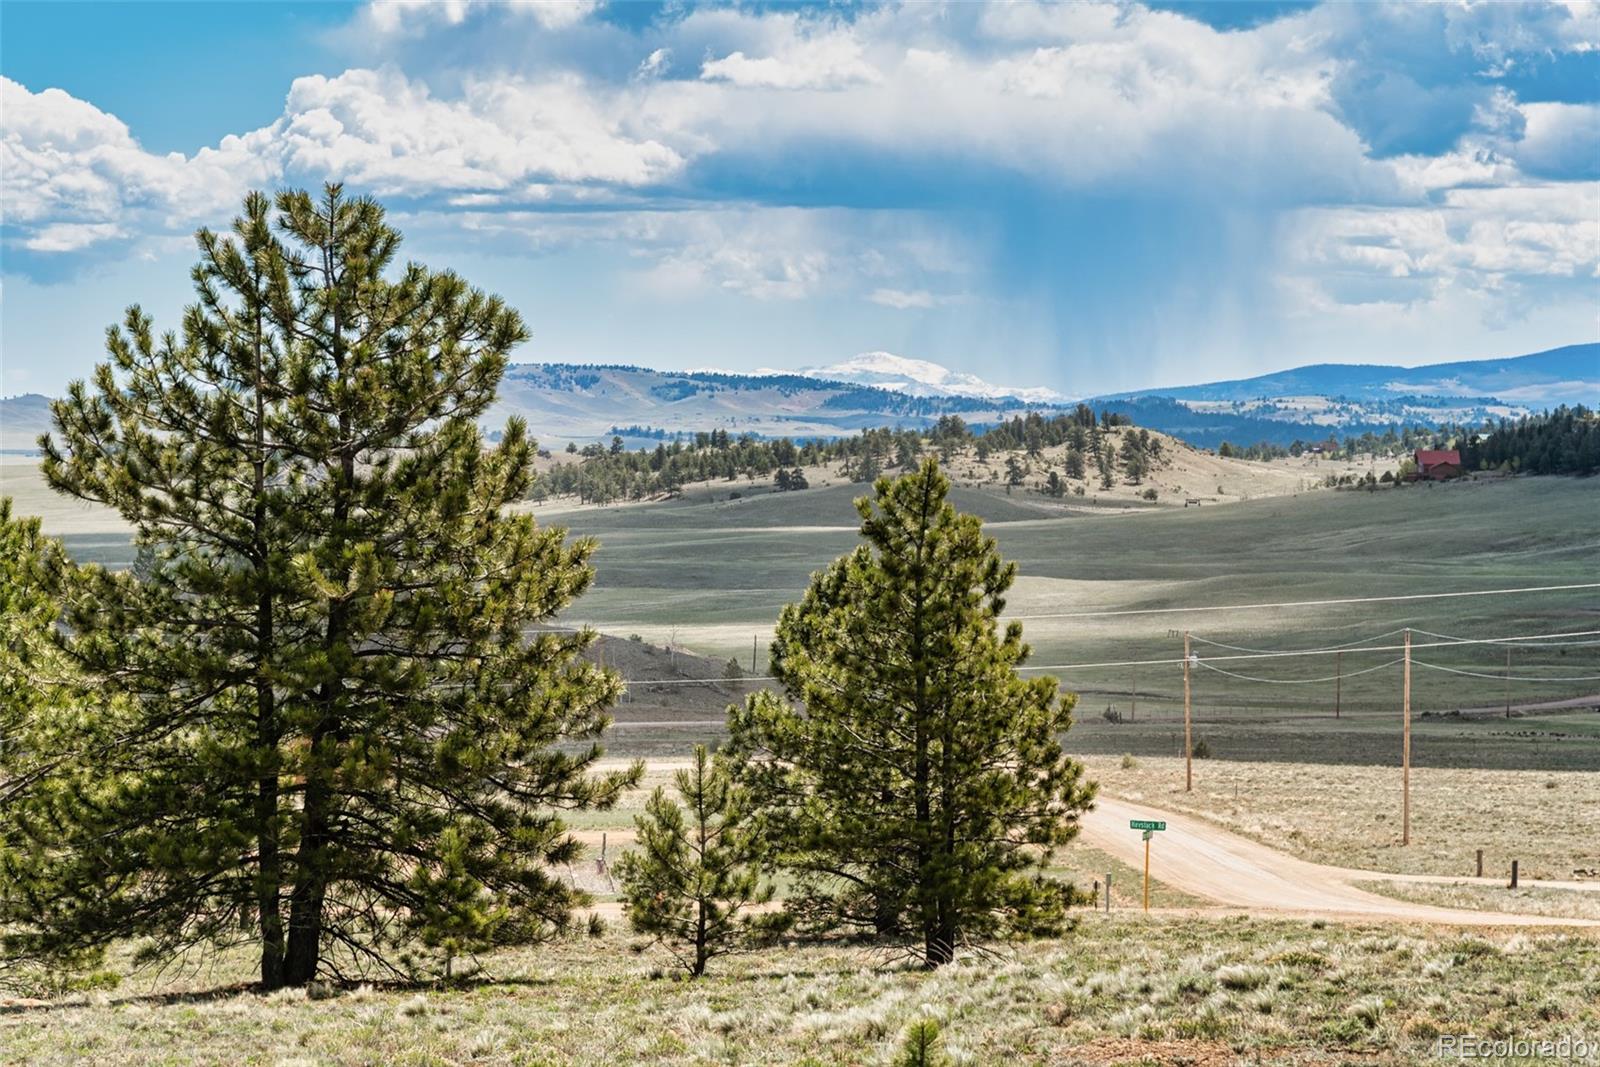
[1269,949,1330,970]
[1121,753,1139,769]
[1448,937,1498,964]
[1320,1015,1369,1045]
[1215,963,1271,991]
[1347,996,1387,1027]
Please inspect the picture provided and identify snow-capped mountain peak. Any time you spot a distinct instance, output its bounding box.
[795,352,1068,403]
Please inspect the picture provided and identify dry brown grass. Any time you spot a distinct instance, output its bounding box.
[1354,881,1600,922]
[1083,755,1600,882]
[5,918,1598,1065]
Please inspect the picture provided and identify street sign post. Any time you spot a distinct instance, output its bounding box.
[1130,820,1167,911]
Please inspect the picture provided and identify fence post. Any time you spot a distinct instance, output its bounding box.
[1105,873,1113,913]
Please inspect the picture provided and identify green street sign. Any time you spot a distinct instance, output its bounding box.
[1129,819,1166,832]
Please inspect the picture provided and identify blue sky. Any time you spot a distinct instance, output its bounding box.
[3,0,1597,398]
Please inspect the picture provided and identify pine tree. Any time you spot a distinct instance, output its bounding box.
[894,1017,948,1067]
[727,459,1095,967]
[614,745,772,977]
[1064,448,1086,481]
[9,185,639,988]
[1005,455,1027,493]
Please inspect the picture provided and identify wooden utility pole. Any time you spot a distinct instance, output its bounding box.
[752,633,759,675]
[1183,631,1193,792]
[1334,650,1342,719]
[1402,628,1412,847]
[1131,666,1137,722]
[1504,648,1512,718]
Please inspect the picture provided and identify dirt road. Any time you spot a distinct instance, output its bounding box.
[1081,795,1598,926]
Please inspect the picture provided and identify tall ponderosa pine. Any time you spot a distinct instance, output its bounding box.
[727,459,1095,967]
[10,185,638,988]
[614,744,772,977]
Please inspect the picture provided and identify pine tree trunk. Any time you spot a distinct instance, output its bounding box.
[283,668,342,985]
[283,472,349,986]
[282,752,330,986]
[693,900,708,978]
[251,300,286,991]
[928,722,958,970]
[255,671,285,988]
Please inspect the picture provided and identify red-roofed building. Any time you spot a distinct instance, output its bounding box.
[1414,448,1463,480]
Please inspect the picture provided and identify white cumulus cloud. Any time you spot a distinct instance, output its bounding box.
[700,21,883,89]
[280,68,686,193]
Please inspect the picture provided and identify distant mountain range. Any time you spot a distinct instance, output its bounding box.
[1092,344,1598,408]
[1085,343,1597,446]
[486,364,1045,445]
[779,352,1070,404]
[4,343,1594,453]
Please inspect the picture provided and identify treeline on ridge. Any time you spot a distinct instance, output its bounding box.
[533,406,1156,504]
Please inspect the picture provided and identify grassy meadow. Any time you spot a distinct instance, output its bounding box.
[5,458,1597,772]
[1355,881,1600,922]
[543,475,1600,752]
[5,918,1598,1065]
[547,474,1600,771]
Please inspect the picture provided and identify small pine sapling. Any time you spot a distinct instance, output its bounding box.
[615,745,772,977]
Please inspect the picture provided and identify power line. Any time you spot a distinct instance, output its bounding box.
[613,628,1600,686]
[1005,582,1600,621]
[1196,658,1402,685]
[1410,627,1600,649]
[1021,629,1600,672]
[1411,661,1600,683]
[1190,628,1409,655]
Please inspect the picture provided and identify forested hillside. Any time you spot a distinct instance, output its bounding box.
[532,407,1161,504]
[1456,406,1600,476]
